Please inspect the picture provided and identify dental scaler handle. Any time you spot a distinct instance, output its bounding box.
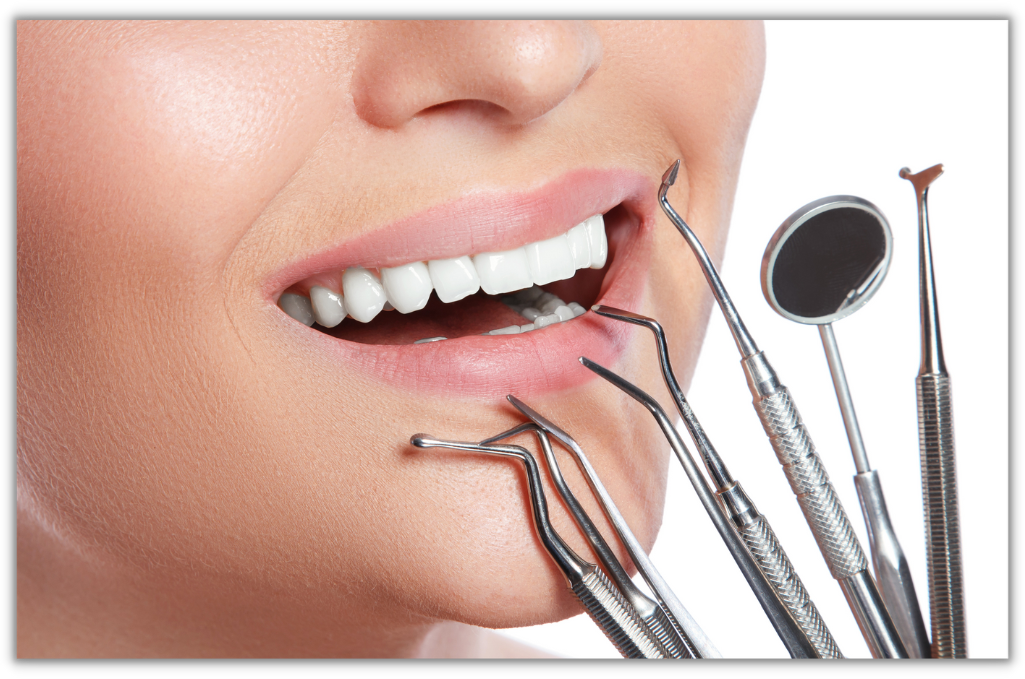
[658,160,907,658]
[900,164,966,658]
[590,305,843,659]
[743,354,907,659]
[411,437,667,659]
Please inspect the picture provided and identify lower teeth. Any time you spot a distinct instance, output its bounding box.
[408,285,587,344]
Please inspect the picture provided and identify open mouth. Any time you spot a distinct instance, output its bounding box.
[277,204,633,346]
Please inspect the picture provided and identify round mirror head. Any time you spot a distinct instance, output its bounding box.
[761,196,892,325]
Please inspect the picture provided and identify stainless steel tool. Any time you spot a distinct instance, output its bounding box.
[588,304,843,658]
[505,395,722,658]
[577,356,818,659]
[658,159,907,658]
[899,164,966,658]
[410,434,668,658]
[759,195,930,658]
[483,423,693,658]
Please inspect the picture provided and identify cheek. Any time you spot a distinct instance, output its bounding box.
[18,23,340,276]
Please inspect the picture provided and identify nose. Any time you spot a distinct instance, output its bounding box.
[352,20,603,128]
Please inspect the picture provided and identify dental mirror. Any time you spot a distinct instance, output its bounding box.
[760,196,931,658]
[760,194,891,473]
[761,196,891,326]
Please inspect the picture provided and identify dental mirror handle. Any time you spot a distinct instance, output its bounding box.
[819,323,931,658]
[742,352,908,658]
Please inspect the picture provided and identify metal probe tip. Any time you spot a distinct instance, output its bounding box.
[661,159,681,190]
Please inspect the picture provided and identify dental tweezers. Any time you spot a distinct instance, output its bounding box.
[587,305,842,658]
[658,159,907,658]
[483,423,693,658]
[410,435,668,658]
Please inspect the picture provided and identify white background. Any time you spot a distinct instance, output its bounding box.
[499,19,1010,660]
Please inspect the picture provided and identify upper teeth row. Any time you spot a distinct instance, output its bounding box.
[279,214,607,327]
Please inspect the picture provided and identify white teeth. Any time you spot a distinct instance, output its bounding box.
[342,267,387,323]
[566,222,592,269]
[520,307,541,321]
[525,234,575,286]
[533,313,560,329]
[310,286,346,327]
[381,261,433,314]
[473,247,533,295]
[279,293,315,326]
[285,214,609,336]
[554,305,575,322]
[414,336,447,344]
[584,214,607,269]
[428,256,480,303]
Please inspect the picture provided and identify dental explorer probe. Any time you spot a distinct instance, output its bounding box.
[483,423,693,658]
[899,164,966,658]
[578,356,819,659]
[659,160,907,658]
[588,305,843,659]
[760,196,930,658]
[410,435,667,658]
[506,395,721,658]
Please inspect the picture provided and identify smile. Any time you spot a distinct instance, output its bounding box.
[266,168,657,398]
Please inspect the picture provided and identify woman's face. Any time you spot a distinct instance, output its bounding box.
[18,21,764,655]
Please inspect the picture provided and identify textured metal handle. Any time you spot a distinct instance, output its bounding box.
[721,483,843,659]
[917,373,967,658]
[753,387,869,579]
[643,602,694,659]
[572,564,668,659]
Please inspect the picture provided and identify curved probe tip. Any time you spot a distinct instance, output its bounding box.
[661,160,681,189]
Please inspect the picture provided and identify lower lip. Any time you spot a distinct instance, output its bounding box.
[290,204,653,400]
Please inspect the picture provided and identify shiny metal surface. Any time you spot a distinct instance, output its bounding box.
[483,424,693,658]
[578,357,818,659]
[757,196,927,657]
[506,395,721,658]
[659,159,759,358]
[589,304,841,658]
[901,164,966,658]
[760,195,891,327]
[855,471,931,658]
[819,324,872,475]
[899,164,947,376]
[839,570,909,659]
[658,159,906,656]
[410,435,666,658]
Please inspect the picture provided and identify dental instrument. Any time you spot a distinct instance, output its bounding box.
[658,160,907,658]
[588,305,843,658]
[577,356,820,659]
[483,423,693,658]
[899,164,966,658]
[410,435,668,658]
[505,395,724,658]
[760,196,930,658]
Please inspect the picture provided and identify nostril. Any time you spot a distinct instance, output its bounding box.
[351,20,603,130]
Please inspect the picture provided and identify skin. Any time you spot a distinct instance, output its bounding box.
[16,20,765,658]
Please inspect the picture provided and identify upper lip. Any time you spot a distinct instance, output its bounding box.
[263,167,654,300]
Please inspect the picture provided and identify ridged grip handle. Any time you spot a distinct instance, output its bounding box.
[753,388,869,579]
[917,373,967,658]
[571,565,668,659]
[736,509,844,658]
